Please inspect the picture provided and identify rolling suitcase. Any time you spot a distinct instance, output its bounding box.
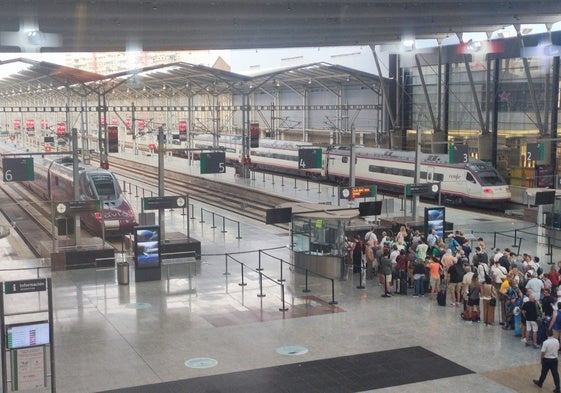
[399,272,408,295]
[437,286,446,306]
[537,318,550,345]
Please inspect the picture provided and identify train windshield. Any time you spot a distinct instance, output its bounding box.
[467,163,507,186]
[90,174,118,200]
[476,170,506,186]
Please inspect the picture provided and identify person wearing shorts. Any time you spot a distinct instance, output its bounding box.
[522,294,540,348]
[427,258,442,300]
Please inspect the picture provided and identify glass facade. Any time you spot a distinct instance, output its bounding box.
[406,52,556,188]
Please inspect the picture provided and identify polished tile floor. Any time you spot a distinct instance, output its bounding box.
[1,151,559,392]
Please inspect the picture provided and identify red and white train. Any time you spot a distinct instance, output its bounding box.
[33,157,137,236]
[192,134,511,206]
[1,142,137,236]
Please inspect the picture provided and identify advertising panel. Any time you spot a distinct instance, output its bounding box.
[134,226,161,269]
[425,206,445,239]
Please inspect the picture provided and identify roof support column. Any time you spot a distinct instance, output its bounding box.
[550,56,559,173]
[187,93,194,165]
[302,89,308,142]
[462,55,486,133]
[490,58,500,168]
[372,47,396,135]
[241,93,250,178]
[414,54,438,132]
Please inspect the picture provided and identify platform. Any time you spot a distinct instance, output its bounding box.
[0,150,559,393]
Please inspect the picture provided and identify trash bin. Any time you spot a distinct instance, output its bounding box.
[117,262,130,285]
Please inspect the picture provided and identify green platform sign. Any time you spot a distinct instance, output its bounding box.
[200,152,226,174]
[2,157,34,182]
[298,148,322,169]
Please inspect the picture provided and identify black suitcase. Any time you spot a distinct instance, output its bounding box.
[537,318,550,345]
[437,288,446,306]
[400,276,408,295]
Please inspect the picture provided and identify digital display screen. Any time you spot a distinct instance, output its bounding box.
[358,201,382,216]
[425,207,445,239]
[6,321,50,349]
[266,207,292,224]
[134,226,161,269]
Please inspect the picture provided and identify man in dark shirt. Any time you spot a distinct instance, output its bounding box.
[522,294,540,348]
[541,288,555,318]
[498,251,511,272]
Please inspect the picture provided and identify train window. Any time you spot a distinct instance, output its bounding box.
[477,170,506,186]
[434,173,444,181]
[90,174,118,200]
[466,172,476,184]
[420,171,427,179]
[342,157,348,163]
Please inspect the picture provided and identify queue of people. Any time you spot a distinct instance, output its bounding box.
[345,226,561,393]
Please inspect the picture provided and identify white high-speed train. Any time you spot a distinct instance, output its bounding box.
[191,134,512,206]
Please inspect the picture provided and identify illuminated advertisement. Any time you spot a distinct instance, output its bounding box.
[425,206,445,239]
[134,226,161,269]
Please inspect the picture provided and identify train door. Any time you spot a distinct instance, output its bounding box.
[426,167,435,183]
[465,171,476,196]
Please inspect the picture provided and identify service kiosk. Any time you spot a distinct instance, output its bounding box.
[287,203,360,280]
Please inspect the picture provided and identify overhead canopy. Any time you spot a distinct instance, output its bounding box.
[0,60,383,99]
[0,1,559,52]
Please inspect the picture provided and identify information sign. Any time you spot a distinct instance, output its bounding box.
[2,157,34,182]
[449,144,469,164]
[298,148,322,169]
[200,152,226,174]
[340,185,377,200]
[142,196,186,210]
[4,279,47,294]
[527,143,545,162]
[6,321,50,349]
[13,347,46,390]
[406,183,440,197]
[266,207,292,224]
[56,200,101,216]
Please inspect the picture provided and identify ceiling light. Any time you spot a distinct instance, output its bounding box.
[402,39,415,52]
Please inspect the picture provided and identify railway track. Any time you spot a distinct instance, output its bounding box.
[101,155,297,228]
[0,181,54,257]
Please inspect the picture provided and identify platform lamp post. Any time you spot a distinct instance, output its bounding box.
[412,124,421,222]
[348,124,356,206]
[158,126,166,239]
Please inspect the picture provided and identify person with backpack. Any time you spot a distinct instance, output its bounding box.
[463,274,481,322]
[448,259,465,307]
[412,259,426,297]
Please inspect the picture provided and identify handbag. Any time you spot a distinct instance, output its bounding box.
[489,298,497,307]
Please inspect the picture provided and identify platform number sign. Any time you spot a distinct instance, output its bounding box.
[2,157,34,182]
[526,143,544,162]
[200,152,226,174]
[298,148,322,169]
[449,144,469,164]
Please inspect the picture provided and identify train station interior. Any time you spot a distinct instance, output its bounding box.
[1,1,561,392]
